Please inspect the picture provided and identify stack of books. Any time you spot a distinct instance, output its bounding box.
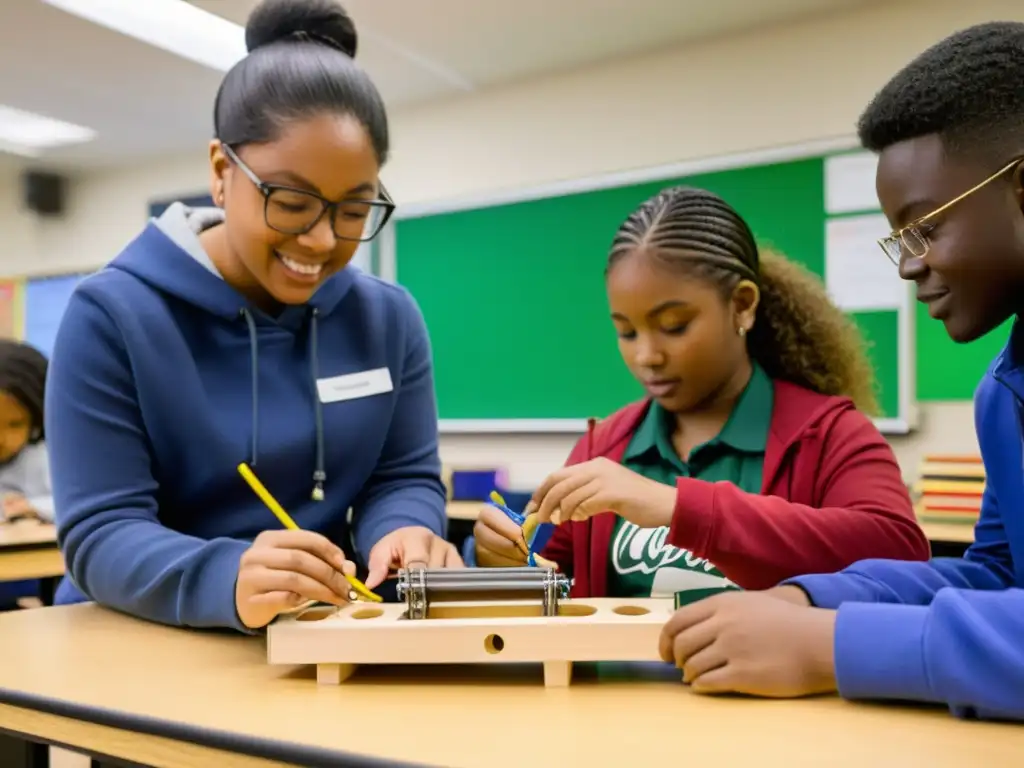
[914,454,985,525]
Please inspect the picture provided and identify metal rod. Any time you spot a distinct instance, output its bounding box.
[396,566,571,620]
[399,567,547,582]
[415,580,544,591]
[425,588,549,603]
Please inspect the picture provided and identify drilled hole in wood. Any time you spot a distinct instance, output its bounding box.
[296,606,336,622]
[613,605,650,616]
[350,608,384,620]
[484,634,505,654]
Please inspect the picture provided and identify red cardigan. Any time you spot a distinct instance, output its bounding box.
[540,379,929,596]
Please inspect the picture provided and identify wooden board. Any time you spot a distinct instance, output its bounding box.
[0,522,57,549]
[267,597,674,687]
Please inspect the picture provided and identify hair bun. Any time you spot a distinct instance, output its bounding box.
[245,0,358,58]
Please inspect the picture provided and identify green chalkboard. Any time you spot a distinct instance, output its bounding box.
[851,310,900,420]
[393,152,908,428]
[916,308,1010,401]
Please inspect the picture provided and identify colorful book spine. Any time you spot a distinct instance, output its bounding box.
[914,454,984,524]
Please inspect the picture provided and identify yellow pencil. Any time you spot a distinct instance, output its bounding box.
[237,463,382,603]
[490,490,536,558]
[521,513,539,545]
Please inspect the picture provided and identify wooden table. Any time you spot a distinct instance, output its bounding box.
[447,501,481,521]
[919,520,975,546]
[0,604,1020,767]
[0,522,63,604]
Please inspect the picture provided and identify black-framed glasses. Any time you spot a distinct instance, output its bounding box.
[878,156,1023,266]
[222,144,395,242]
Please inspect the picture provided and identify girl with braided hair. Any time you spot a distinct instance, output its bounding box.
[0,339,51,524]
[475,185,929,602]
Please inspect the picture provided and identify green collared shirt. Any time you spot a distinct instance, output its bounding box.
[608,363,774,602]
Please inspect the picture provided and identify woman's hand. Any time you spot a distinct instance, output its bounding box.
[474,505,529,567]
[365,526,464,588]
[529,458,677,529]
[235,529,357,630]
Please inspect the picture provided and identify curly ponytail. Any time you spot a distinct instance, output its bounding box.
[750,250,878,414]
[607,185,880,415]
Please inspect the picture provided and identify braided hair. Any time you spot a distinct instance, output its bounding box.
[0,340,48,442]
[607,186,879,414]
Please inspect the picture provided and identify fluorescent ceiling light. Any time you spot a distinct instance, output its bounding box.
[0,105,96,157]
[41,0,247,72]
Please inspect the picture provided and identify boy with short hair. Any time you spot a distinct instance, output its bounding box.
[658,21,1024,721]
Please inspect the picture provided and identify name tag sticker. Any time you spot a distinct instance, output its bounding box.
[317,367,393,404]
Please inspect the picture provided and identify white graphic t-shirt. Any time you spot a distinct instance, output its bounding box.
[605,364,773,603]
[610,519,736,599]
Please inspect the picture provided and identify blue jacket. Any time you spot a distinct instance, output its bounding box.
[46,204,447,631]
[787,320,1024,722]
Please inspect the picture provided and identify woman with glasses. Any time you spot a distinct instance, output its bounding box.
[44,0,461,634]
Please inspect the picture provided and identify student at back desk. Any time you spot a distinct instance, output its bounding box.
[0,341,51,610]
[660,22,1024,722]
[44,0,460,635]
[0,341,51,525]
[475,186,930,601]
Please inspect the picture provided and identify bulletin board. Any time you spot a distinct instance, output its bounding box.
[0,280,24,340]
[0,271,88,360]
[23,273,88,359]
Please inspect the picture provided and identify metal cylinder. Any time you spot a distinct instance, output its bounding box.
[396,566,571,619]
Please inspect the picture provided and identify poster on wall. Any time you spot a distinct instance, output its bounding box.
[0,279,23,341]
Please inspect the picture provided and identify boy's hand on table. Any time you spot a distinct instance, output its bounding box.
[365,526,463,589]
[764,584,813,606]
[235,529,357,629]
[658,590,837,698]
[528,457,676,529]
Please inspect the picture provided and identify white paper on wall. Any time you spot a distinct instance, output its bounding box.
[825,213,905,311]
[825,151,880,214]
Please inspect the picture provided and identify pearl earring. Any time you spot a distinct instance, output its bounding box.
[737,327,746,337]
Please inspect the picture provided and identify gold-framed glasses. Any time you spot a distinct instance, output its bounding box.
[878,157,1023,265]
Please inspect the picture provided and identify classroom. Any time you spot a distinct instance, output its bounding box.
[0,0,1021,766]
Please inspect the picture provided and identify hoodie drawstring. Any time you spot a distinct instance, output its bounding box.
[309,308,326,502]
[241,309,260,468]
[239,307,326,503]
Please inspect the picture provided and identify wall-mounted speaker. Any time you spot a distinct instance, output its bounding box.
[21,170,66,217]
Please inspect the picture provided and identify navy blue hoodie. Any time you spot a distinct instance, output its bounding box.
[46,203,446,631]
